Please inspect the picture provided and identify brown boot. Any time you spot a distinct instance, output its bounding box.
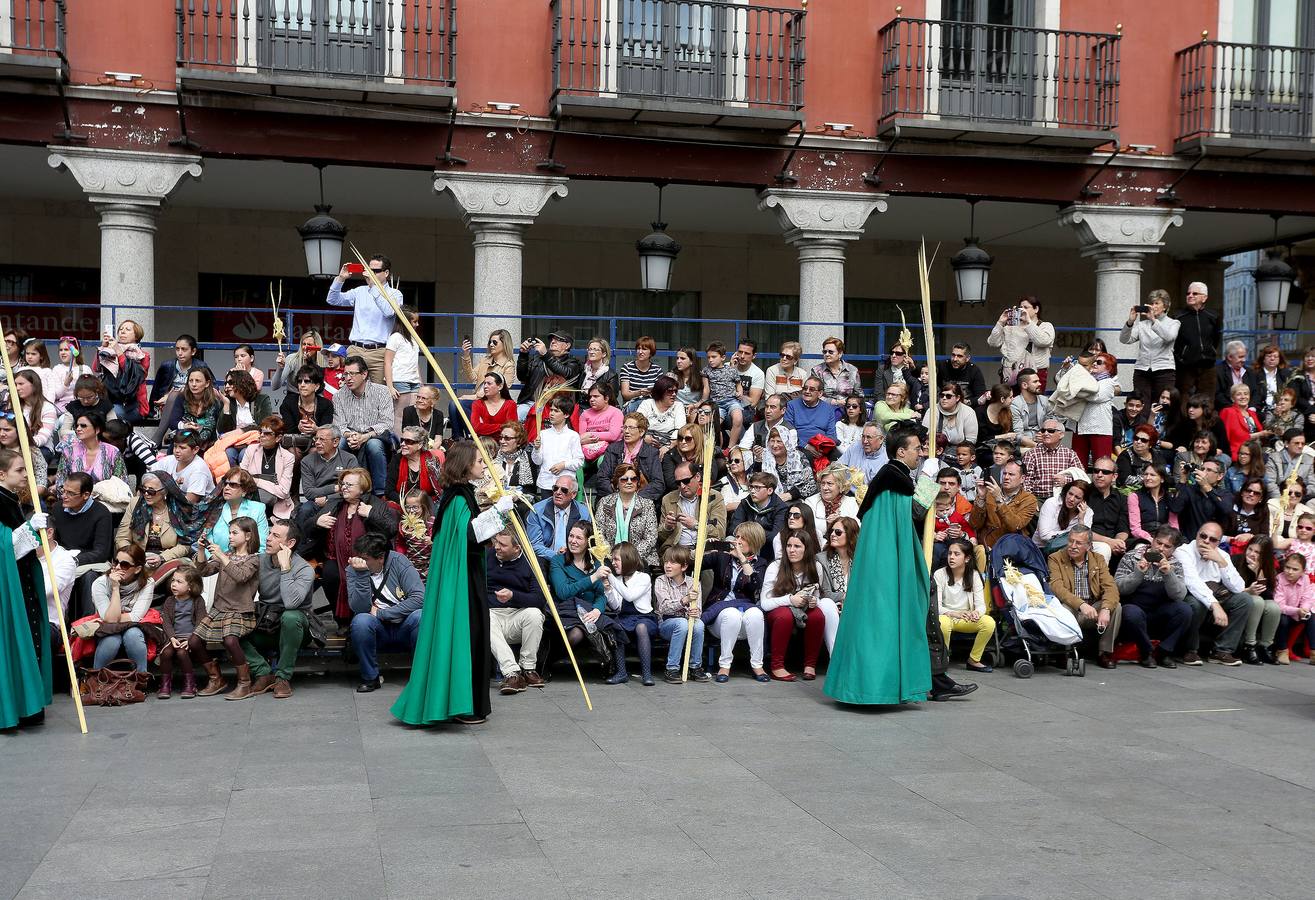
[197,660,226,697]
[272,678,293,699]
[249,674,277,696]
[225,664,253,700]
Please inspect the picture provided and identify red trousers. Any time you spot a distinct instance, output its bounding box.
[1072,433,1113,469]
[766,606,825,670]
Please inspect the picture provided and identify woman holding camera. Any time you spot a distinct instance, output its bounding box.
[1120,289,1180,403]
[988,296,1054,389]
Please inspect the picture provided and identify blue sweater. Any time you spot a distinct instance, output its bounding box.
[785,398,837,446]
[486,549,546,610]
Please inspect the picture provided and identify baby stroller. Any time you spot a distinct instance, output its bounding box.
[988,533,1085,679]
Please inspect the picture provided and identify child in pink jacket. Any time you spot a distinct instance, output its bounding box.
[1273,552,1315,664]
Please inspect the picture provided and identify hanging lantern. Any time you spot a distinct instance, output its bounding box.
[1255,216,1294,317]
[637,183,681,292]
[297,164,347,280]
[950,201,992,306]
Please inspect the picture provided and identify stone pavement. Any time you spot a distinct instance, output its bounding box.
[3,660,1315,900]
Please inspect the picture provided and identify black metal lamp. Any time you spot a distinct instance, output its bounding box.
[297,164,348,280]
[637,182,682,292]
[950,200,992,306]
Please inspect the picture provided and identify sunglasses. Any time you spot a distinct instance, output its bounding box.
[1133,436,1150,443]
[789,511,803,518]
[675,475,697,486]
[1039,428,1062,434]
[781,354,797,361]
[1197,534,1221,544]
[830,528,845,536]
[142,487,161,496]
[1242,488,1262,495]
[551,486,573,495]
[679,436,695,442]
[297,378,317,385]
[401,438,420,445]
[259,430,276,437]
[1092,468,1115,476]
[113,559,138,569]
[940,393,956,400]
[224,480,245,488]
[499,435,517,441]
[617,475,638,483]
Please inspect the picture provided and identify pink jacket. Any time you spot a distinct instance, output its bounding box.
[239,443,296,519]
[1274,575,1315,618]
[579,405,623,461]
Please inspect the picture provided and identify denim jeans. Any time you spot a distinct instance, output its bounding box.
[659,617,704,671]
[350,610,422,681]
[342,436,388,496]
[93,627,147,671]
[449,399,475,439]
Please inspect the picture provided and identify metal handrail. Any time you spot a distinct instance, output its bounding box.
[1,0,65,58]
[176,0,457,87]
[551,0,805,110]
[1176,38,1315,143]
[878,15,1120,129]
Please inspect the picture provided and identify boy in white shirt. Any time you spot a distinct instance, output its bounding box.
[531,397,584,499]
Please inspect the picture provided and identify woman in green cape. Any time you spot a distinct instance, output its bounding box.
[0,448,51,729]
[824,428,932,705]
[391,441,512,726]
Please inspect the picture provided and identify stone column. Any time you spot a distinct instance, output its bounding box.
[47,147,203,340]
[1058,204,1185,352]
[433,173,569,345]
[757,189,888,353]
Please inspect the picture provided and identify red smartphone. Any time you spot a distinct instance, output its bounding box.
[345,263,365,275]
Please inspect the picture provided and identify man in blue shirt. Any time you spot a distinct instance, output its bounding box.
[327,254,401,384]
[839,422,888,483]
[525,474,592,563]
[784,376,837,454]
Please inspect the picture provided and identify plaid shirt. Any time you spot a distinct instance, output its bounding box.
[1071,558,1091,601]
[332,381,393,437]
[1023,444,1082,496]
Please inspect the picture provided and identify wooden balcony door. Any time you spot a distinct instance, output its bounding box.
[1229,0,1315,138]
[260,0,387,79]
[938,0,1036,123]
[618,0,726,102]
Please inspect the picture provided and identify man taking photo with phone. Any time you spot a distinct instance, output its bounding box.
[327,254,400,384]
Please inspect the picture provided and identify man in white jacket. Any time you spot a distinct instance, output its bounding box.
[1173,521,1255,666]
[1120,289,1180,403]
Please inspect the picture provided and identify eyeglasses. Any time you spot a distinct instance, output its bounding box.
[675,475,696,486]
[551,486,573,495]
[259,430,276,437]
[617,475,638,483]
[1039,427,1062,434]
[1196,534,1221,543]
[1092,468,1115,476]
[113,559,138,569]
[498,435,517,442]
[400,438,420,445]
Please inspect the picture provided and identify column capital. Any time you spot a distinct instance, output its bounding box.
[433,172,569,230]
[47,146,202,207]
[757,188,888,244]
[1058,204,1184,258]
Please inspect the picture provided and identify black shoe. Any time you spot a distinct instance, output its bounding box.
[689,666,712,683]
[1256,645,1277,665]
[1240,645,1261,665]
[604,668,629,685]
[930,681,978,701]
[356,676,383,693]
[1138,655,1158,669]
[664,668,683,684]
[641,674,655,687]
[1155,651,1178,669]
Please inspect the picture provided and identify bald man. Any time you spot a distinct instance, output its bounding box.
[1173,281,1222,399]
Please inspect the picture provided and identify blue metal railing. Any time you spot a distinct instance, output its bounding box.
[0,299,1301,395]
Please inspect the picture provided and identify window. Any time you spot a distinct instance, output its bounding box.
[0,265,100,342]
[522,287,701,362]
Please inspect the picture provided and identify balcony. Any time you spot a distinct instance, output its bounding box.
[176,0,456,110]
[1176,39,1315,159]
[551,0,805,130]
[0,0,66,81]
[877,16,1120,148]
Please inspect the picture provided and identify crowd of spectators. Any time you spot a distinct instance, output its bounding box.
[12,267,1315,714]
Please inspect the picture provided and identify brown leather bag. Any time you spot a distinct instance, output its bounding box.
[78,660,150,707]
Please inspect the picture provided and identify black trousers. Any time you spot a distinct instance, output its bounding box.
[1120,599,1192,657]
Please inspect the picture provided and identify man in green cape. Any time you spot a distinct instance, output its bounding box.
[825,427,977,705]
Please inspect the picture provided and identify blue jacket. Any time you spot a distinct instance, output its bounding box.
[549,554,606,612]
[486,548,546,610]
[785,397,837,446]
[206,500,270,553]
[347,550,426,622]
[526,497,592,561]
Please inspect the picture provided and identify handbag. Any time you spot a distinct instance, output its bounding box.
[253,600,284,634]
[1203,580,1235,603]
[78,659,150,707]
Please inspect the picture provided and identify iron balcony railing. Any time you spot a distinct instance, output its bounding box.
[551,0,805,111]
[1,0,66,62]
[878,16,1120,130]
[1176,39,1315,143]
[176,0,456,87]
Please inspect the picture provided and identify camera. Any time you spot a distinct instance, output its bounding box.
[1144,550,1163,564]
[1005,307,1023,326]
[1133,304,1151,314]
